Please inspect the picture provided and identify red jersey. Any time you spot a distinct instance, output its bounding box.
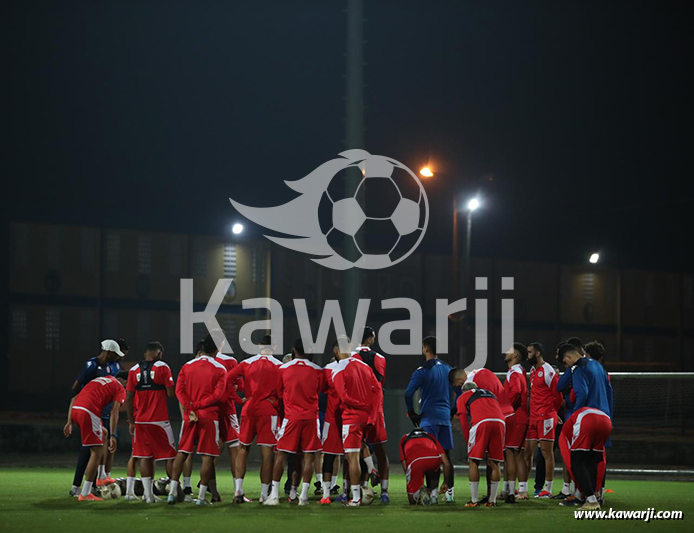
[465,368,512,417]
[323,360,343,423]
[277,358,325,420]
[227,353,282,416]
[504,364,529,424]
[352,346,387,389]
[529,362,562,420]
[457,388,505,441]
[399,432,444,466]
[74,375,126,416]
[176,355,227,420]
[126,360,174,423]
[331,357,381,424]
[216,353,243,412]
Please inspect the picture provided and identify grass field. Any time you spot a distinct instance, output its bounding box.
[1,468,692,533]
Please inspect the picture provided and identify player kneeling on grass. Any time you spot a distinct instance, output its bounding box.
[64,372,127,501]
[400,428,452,505]
[168,333,227,506]
[457,382,505,508]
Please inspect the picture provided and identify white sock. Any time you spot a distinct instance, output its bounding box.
[170,480,179,497]
[364,455,375,472]
[381,479,389,493]
[510,480,516,493]
[470,481,479,503]
[289,486,298,500]
[81,481,93,497]
[431,487,439,498]
[300,482,310,501]
[490,481,499,503]
[562,482,571,495]
[351,485,361,503]
[71,484,80,493]
[270,480,280,500]
[503,481,510,494]
[235,478,244,495]
[332,479,339,489]
[142,477,153,499]
[544,480,553,493]
[587,494,598,503]
[184,476,191,489]
[574,488,583,499]
[97,465,106,479]
[518,481,528,493]
[126,476,135,495]
[198,484,207,501]
[570,481,575,493]
[322,481,330,499]
[261,483,269,499]
[446,486,454,497]
[316,473,323,484]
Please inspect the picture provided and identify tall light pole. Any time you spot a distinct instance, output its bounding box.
[420,167,481,366]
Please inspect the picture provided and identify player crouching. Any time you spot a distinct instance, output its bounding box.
[400,428,452,505]
[457,382,505,508]
[64,372,128,501]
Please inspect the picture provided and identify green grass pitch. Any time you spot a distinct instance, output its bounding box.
[1,468,692,533]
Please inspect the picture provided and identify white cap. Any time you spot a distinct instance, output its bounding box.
[101,339,125,358]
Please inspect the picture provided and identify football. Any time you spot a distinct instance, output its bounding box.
[362,485,375,505]
[98,483,121,499]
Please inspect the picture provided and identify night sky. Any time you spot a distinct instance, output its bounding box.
[5,0,692,271]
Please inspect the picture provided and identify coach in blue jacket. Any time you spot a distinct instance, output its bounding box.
[405,336,456,499]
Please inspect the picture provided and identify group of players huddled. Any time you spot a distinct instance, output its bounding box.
[64,328,613,512]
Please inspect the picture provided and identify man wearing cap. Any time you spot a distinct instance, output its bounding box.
[68,340,125,496]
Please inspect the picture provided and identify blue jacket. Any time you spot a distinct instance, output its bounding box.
[572,357,613,418]
[557,370,575,418]
[404,358,453,426]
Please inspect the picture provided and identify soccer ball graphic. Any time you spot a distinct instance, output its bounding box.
[229,150,429,271]
[321,153,429,269]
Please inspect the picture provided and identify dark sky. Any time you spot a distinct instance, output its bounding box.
[5,0,692,271]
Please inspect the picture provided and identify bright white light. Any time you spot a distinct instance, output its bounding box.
[589,253,599,264]
[232,223,244,235]
[420,167,434,177]
[468,198,480,211]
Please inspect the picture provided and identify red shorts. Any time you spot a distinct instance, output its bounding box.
[406,456,442,494]
[239,414,278,447]
[527,414,558,441]
[568,408,612,452]
[342,421,367,453]
[505,414,528,450]
[133,422,177,460]
[276,418,321,453]
[72,407,104,447]
[178,418,220,456]
[364,411,388,445]
[220,413,240,447]
[467,419,505,462]
[321,419,344,455]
